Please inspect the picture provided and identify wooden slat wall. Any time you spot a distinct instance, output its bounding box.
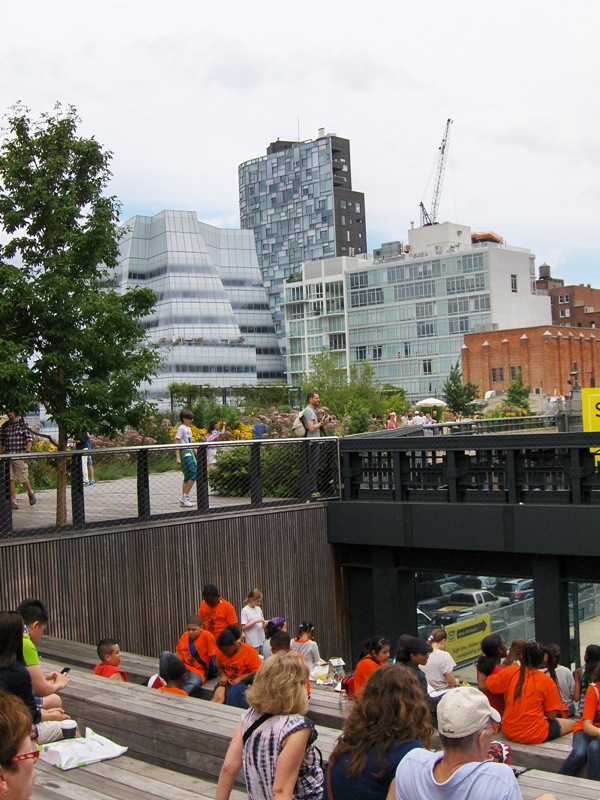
[0,506,351,663]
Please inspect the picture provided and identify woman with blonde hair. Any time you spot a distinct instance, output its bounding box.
[0,690,39,800]
[327,664,433,800]
[216,651,323,800]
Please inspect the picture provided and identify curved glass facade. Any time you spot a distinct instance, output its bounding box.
[118,210,283,401]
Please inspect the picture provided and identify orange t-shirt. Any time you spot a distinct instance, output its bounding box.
[217,642,262,683]
[574,683,600,734]
[487,665,561,743]
[93,663,129,681]
[175,630,217,681]
[158,686,188,696]
[353,656,380,696]
[198,599,238,639]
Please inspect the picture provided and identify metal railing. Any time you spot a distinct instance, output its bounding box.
[339,431,600,505]
[348,415,560,439]
[0,438,341,539]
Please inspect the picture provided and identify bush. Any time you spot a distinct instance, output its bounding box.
[209,444,303,498]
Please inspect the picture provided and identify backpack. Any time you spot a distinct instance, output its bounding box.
[340,675,355,697]
[292,413,307,438]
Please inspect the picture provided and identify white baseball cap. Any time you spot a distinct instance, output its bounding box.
[437,686,501,738]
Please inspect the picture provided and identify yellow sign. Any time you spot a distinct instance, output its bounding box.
[444,614,490,665]
[581,389,600,468]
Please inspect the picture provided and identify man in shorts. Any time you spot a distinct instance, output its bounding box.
[0,411,36,510]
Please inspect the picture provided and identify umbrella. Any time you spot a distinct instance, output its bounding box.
[415,397,447,407]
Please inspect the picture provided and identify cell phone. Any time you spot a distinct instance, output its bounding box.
[60,667,71,675]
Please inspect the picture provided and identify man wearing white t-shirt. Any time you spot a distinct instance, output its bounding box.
[393,687,557,800]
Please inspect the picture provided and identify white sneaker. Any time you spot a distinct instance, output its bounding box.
[180,496,193,507]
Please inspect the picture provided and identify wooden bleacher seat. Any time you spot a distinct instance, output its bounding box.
[33,754,247,800]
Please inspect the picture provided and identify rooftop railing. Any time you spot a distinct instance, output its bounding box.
[0,438,341,540]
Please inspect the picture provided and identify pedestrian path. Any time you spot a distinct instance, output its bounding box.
[10,470,249,533]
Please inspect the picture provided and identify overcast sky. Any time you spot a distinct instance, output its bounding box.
[2,0,598,285]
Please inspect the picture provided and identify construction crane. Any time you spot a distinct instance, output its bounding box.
[420,118,453,227]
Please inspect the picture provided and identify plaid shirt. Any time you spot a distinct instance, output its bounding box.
[0,419,33,454]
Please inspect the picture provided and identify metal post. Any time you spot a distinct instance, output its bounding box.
[0,458,13,538]
[249,443,262,509]
[197,448,210,514]
[70,453,85,528]
[137,450,151,519]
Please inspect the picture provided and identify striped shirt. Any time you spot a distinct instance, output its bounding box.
[241,709,323,800]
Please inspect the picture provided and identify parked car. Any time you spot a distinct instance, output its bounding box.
[494,579,534,604]
[432,590,510,626]
[416,580,462,602]
[457,575,498,591]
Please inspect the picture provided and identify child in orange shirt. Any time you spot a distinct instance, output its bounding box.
[559,663,600,779]
[198,584,238,638]
[93,639,129,682]
[159,614,217,697]
[487,641,573,744]
[158,658,188,697]
[214,625,262,709]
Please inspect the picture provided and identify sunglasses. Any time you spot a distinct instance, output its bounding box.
[11,750,40,764]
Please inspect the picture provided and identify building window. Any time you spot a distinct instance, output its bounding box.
[355,202,361,213]
[511,274,518,293]
[564,308,570,317]
[355,346,367,361]
[499,367,504,381]
[330,333,346,351]
[371,346,382,361]
[491,368,497,383]
[340,200,347,209]
[423,359,432,375]
[509,365,522,381]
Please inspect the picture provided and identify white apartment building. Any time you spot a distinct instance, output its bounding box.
[284,222,551,399]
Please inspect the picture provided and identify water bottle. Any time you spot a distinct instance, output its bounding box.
[339,689,348,715]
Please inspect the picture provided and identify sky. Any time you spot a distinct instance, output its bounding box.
[1,0,599,285]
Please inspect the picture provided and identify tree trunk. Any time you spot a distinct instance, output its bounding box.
[55,423,68,526]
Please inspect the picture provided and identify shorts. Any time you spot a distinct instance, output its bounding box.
[181,454,197,482]
[10,459,28,485]
[545,718,562,741]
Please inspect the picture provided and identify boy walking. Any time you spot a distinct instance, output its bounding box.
[175,409,196,508]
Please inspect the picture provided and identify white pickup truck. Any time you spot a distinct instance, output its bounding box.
[432,590,510,626]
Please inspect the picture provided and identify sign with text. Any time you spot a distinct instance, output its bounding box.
[444,614,491,665]
[581,389,600,468]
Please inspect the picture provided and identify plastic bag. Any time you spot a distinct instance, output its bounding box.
[39,728,127,770]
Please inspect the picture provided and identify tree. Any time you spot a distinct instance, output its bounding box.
[299,348,408,433]
[441,362,480,416]
[0,104,160,524]
[505,372,531,413]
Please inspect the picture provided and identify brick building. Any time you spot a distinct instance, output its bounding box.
[535,264,600,328]
[461,325,600,397]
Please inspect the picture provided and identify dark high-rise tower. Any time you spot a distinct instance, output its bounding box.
[239,130,366,338]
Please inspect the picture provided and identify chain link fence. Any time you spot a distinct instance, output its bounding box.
[0,438,341,539]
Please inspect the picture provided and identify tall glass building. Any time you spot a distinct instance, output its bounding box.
[239,131,366,339]
[117,210,284,401]
[284,222,551,400]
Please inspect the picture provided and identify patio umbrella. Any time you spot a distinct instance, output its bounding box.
[415,397,447,407]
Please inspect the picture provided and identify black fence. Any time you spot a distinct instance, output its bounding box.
[0,438,340,539]
[339,431,600,505]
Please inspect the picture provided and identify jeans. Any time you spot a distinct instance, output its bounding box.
[159,651,203,697]
[558,730,600,780]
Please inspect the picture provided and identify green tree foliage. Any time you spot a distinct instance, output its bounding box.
[505,372,531,413]
[0,104,160,523]
[441,362,480,416]
[300,349,407,433]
